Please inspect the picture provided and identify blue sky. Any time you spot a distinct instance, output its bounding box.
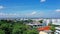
[0,0,60,18]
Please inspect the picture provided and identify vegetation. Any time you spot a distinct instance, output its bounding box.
[48,22,52,26]
[49,23,55,34]
[39,20,43,23]
[50,26,55,34]
[0,20,38,34]
[24,19,33,23]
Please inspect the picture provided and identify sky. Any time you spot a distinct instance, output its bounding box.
[0,0,60,18]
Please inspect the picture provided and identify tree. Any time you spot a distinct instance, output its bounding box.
[39,20,43,23]
[27,29,38,34]
[0,20,39,34]
[1,23,12,34]
[48,23,52,26]
[24,19,33,23]
[48,23,55,34]
[0,29,5,34]
[50,25,55,34]
[12,23,30,34]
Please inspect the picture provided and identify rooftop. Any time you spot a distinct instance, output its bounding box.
[37,26,50,31]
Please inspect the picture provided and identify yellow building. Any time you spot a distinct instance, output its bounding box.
[39,31,47,34]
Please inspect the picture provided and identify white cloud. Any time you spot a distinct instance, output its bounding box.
[55,9,60,12]
[0,12,20,17]
[40,0,46,2]
[31,11,36,15]
[0,6,4,9]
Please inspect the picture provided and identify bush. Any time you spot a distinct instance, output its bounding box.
[0,29,5,34]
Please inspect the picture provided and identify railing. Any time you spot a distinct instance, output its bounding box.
[54,32,60,34]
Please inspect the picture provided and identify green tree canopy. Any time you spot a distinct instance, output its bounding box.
[39,20,43,23]
[0,20,38,34]
[0,29,5,34]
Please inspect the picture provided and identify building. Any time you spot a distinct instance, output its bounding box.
[43,19,52,26]
[55,27,60,34]
[37,26,52,34]
[39,31,47,34]
[26,23,43,28]
[52,19,60,25]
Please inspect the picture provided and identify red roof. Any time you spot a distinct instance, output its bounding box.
[37,26,50,31]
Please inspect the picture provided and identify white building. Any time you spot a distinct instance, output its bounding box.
[51,19,60,34]
[43,19,60,26]
[55,27,60,34]
[52,19,60,25]
[43,19,52,26]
